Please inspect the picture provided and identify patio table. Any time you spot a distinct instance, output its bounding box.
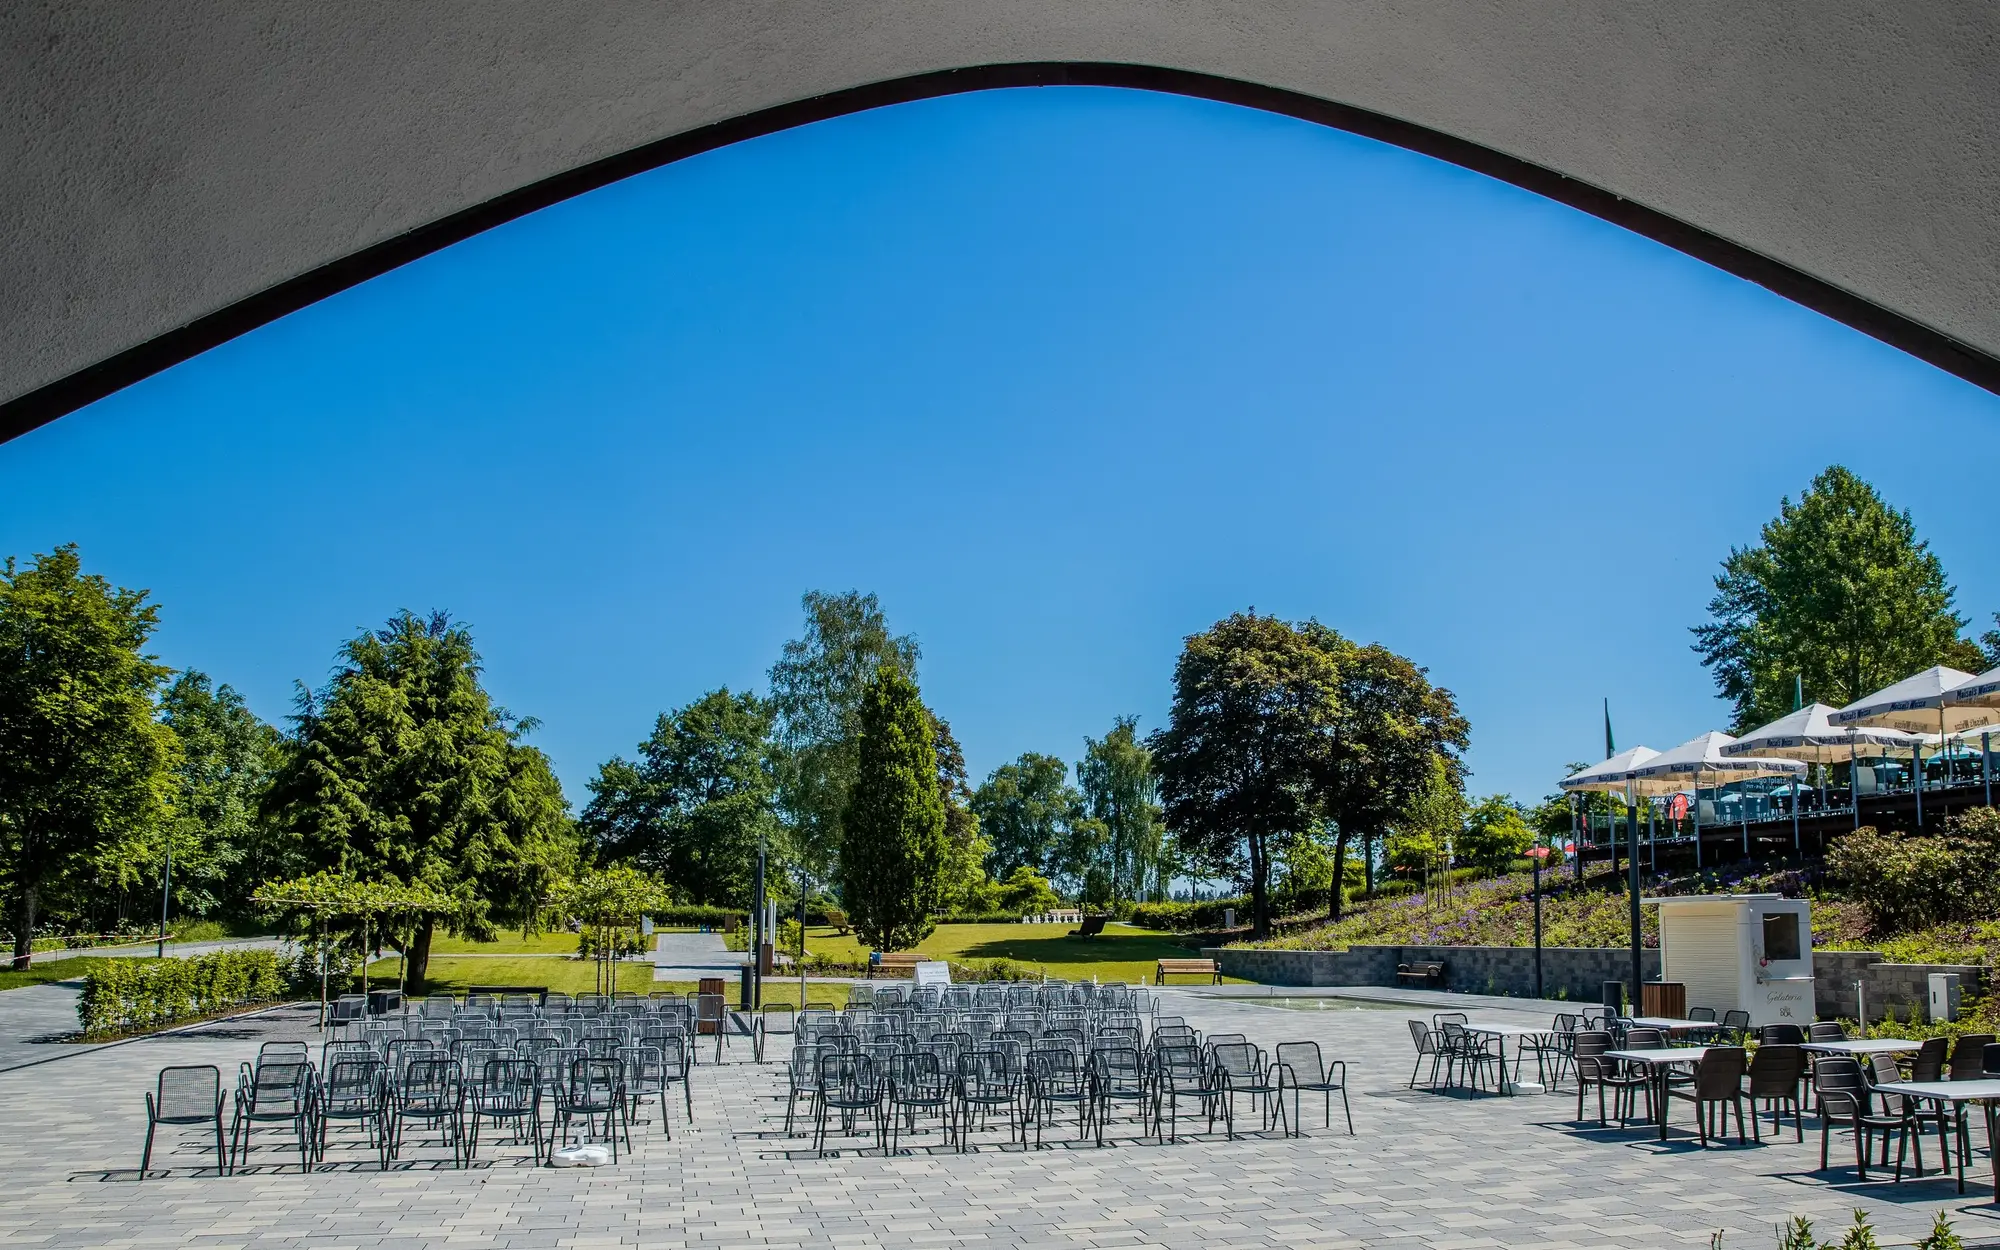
[1624,1016,1715,1035]
[1603,1047,1718,1140]
[1463,1022,1558,1095]
[1798,1039,1923,1057]
[1872,1080,2000,1198]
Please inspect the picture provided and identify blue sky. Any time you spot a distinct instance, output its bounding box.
[4,86,1995,809]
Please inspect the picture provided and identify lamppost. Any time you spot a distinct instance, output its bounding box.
[1527,845,1551,1000]
[156,837,174,959]
[751,837,766,1009]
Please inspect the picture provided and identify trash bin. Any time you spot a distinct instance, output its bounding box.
[739,964,753,1010]
[1602,980,1627,1014]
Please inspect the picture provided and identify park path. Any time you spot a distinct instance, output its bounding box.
[651,931,738,981]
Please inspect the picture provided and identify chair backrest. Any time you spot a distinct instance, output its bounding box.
[1156,1043,1204,1084]
[258,1040,310,1063]
[1910,1037,1949,1083]
[248,1059,311,1109]
[1623,1027,1665,1050]
[152,1064,221,1123]
[1686,1006,1716,1023]
[1759,1023,1805,1046]
[1431,1011,1468,1030]
[401,1056,461,1102]
[1210,1042,1260,1081]
[1092,1046,1145,1090]
[1807,1021,1847,1042]
[1950,1033,1997,1080]
[1813,1055,1867,1117]
[1552,1013,1580,1034]
[1406,1019,1432,1051]
[1572,1030,1613,1078]
[1695,1046,1747,1098]
[1746,1043,1804,1094]
[1274,1041,1325,1085]
[1721,1010,1751,1034]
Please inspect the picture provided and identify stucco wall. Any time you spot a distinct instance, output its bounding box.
[5,2,1999,437]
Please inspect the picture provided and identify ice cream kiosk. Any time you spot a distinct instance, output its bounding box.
[1644,894,1815,1028]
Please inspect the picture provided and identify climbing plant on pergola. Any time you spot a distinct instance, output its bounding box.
[544,867,671,997]
[256,871,451,1020]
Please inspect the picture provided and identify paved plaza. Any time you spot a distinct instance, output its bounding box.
[2,990,1997,1250]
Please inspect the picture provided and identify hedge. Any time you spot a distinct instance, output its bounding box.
[1125,898,1250,931]
[77,949,285,1038]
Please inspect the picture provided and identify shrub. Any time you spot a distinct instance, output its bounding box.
[577,928,644,959]
[1127,897,1249,931]
[1826,809,2000,935]
[77,949,285,1038]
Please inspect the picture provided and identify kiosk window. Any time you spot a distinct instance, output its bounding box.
[1762,912,1802,962]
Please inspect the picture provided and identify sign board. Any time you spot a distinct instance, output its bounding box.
[913,960,951,988]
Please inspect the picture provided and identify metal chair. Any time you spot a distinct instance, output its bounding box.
[142,1064,228,1175]
[1274,1040,1351,1135]
[229,1059,314,1172]
[812,1051,881,1157]
[1405,1019,1444,1089]
[1209,1042,1284,1138]
[388,1056,465,1165]
[1151,1043,1213,1142]
[1089,1046,1150,1145]
[1025,1047,1091,1145]
[1719,1010,1752,1045]
[882,1051,952,1152]
[316,1056,389,1167]
[552,1056,630,1161]
[465,1057,541,1162]
[953,1049,1024,1151]
[754,1004,795,1062]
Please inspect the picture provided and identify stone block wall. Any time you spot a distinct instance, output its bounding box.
[1210,942,1985,1021]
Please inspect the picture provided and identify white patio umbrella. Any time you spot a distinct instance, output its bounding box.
[1624,732,1806,867]
[1721,704,1918,840]
[1832,666,1980,828]
[1943,665,2000,807]
[1560,746,1660,874]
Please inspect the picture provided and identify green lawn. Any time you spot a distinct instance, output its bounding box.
[0,955,150,993]
[802,921,1226,984]
[366,955,852,1006]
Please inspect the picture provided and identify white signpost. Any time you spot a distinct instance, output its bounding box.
[913,960,951,988]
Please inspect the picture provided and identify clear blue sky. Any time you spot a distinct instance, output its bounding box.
[4,86,1996,809]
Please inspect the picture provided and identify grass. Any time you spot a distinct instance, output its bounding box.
[797,921,1225,984]
[364,955,853,1006]
[0,955,152,993]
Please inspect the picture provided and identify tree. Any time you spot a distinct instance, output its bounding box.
[262,611,578,988]
[1693,465,1985,730]
[1077,716,1165,902]
[0,546,178,968]
[581,688,777,906]
[1460,794,1536,874]
[767,591,919,890]
[1981,612,2000,668]
[993,864,1061,913]
[546,866,672,996]
[1385,756,1466,905]
[838,665,947,951]
[928,713,993,912]
[1149,612,1344,938]
[971,753,1082,882]
[156,671,287,918]
[1306,633,1469,918]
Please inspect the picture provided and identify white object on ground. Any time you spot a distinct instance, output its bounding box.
[549,1144,612,1167]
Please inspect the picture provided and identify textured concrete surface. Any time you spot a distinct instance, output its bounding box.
[2,990,1996,1248]
[4,2,1998,429]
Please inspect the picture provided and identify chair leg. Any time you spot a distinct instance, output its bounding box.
[141,1121,156,1175]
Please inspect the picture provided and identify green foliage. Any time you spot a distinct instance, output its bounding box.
[839,666,947,951]
[1077,717,1167,902]
[582,687,778,906]
[1126,897,1249,932]
[1460,795,1537,873]
[261,610,577,988]
[993,865,1061,914]
[1693,465,1984,731]
[0,545,178,969]
[768,590,919,887]
[1386,756,1467,882]
[929,713,993,914]
[547,866,672,995]
[1916,1212,1965,1250]
[155,671,287,919]
[76,948,284,1037]
[1150,613,1347,938]
[972,753,1085,882]
[1774,1217,1817,1250]
[1825,808,2000,935]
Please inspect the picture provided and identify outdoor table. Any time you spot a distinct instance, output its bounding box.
[1463,1022,1558,1095]
[1872,1079,2000,1198]
[1799,1038,1922,1057]
[1625,1016,1714,1035]
[1603,1047,1718,1140]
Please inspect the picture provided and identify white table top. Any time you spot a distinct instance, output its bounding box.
[1799,1038,1923,1055]
[1603,1047,1718,1065]
[1463,1022,1555,1037]
[1875,1079,2000,1102]
[1625,1016,1713,1031]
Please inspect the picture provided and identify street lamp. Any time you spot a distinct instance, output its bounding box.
[1527,845,1551,1000]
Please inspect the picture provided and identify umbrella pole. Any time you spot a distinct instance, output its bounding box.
[1914,741,1924,830]
[1791,774,1800,852]
[1851,741,1860,830]
[1985,731,1993,808]
[1626,782,1642,1008]
[1741,777,1750,859]
[1693,769,1703,870]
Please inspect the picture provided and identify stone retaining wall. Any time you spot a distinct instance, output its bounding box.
[1208,943,1985,1021]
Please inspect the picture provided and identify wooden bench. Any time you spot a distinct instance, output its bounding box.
[1156,958,1221,985]
[1068,914,1109,938]
[869,952,924,979]
[1396,960,1447,989]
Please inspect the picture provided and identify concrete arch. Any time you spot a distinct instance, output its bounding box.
[5,4,1998,443]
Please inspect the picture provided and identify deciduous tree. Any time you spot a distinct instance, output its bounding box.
[157,671,286,918]
[971,753,1082,883]
[0,546,177,968]
[1078,717,1165,902]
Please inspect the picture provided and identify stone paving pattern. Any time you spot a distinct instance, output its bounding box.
[3,991,1998,1249]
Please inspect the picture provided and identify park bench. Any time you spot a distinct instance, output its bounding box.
[1156,958,1221,985]
[1396,960,1447,989]
[870,952,924,979]
[1068,914,1109,938]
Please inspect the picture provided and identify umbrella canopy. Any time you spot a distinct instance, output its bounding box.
[1721,703,1918,761]
[1944,664,2000,716]
[1560,746,1660,794]
[1831,666,1981,733]
[1624,731,1805,796]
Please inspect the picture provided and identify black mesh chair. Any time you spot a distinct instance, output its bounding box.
[954,1049,1024,1151]
[1405,1020,1444,1089]
[812,1051,881,1157]
[1665,1046,1747,1146]
[1720,1010,1752,1045]
[230,1058,315,1173]
[1274,1041,1351,1136]
[1089,1046,1149,1145]
[754,1004,795,1063]
[1151,1043,1213,1142]
[1745,1044,1805,1142]
[465,1057,541,1162]
[1025,1047,1091,1146]
[783,1045,822,1136]
[316,1056,389,1167]
[882,1051,952,1152]
[143,1064,228,1175]
[1209,1042,1285,1138]
[389,1056,465,1165]
[553,1056,630,1161]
